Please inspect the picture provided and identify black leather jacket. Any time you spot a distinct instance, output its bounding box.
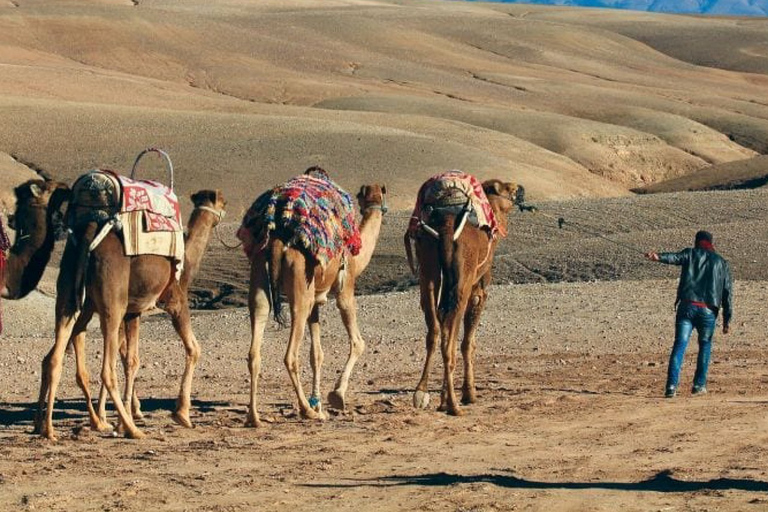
[659,247,733,326]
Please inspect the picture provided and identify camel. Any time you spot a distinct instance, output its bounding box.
[406,177,518,416]
[243,181,387,426]
[4,178,225,439]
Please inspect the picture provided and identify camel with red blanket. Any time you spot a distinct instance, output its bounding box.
[405,171,519,416]
[237,167,386,425]
[3,173,225,440]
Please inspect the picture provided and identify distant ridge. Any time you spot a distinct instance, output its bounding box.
[470,0,768,16]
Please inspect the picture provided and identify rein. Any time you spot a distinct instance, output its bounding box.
[196,205,242,250]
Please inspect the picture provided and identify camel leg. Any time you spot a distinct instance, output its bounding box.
[414,274,440,409]
[461,282,487,405]
[99,310,144,439]
[167,302,200,429]
[120,314,142,431]
[98,321,135,424]
[70,307,112,432]
[283,259,318,420]
[246,261,270,427]
[440,292,471,417]
[38,297,80,440]
[327,287,365,411]
[308,305,327,418]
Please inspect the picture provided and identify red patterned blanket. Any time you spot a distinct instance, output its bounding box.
[408,170,501,238]
[237,174,361,267]
[116,174,182,232]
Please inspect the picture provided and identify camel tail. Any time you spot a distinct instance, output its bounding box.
[71,221,100,312]
[268,239,288,328]
[436,214,458,317]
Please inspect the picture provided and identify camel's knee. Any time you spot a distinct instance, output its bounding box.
[351,338,365,358]
[186,343,201,365]
[284,354,299,374]
[248,349,261,373]
[126,353,140,373]
[101,369,117,390]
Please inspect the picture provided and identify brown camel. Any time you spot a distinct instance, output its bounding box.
[96,188,227,428]
[406,178,517,416]
[244,183,387,426]
[4,178,225,439]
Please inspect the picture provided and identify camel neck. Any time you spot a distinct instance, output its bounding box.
[352,209,383,274]
[181,209,217,284]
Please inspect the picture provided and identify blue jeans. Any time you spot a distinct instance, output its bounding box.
[666,302,717,390]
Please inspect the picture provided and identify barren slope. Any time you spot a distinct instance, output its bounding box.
[0,0,766,211]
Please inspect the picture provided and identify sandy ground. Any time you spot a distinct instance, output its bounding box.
[2,270,768,511]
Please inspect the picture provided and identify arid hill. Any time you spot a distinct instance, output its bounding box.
[0,0,766,212]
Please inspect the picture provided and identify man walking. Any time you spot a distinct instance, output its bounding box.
[645,230,733,398]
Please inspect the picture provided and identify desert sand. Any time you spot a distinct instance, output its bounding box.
[1,0,768,510]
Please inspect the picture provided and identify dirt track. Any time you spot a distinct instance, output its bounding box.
[2,233,768,510]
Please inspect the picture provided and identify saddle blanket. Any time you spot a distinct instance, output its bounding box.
[237,174,361,267]
[408,170,500,238]
[71,170,185,278]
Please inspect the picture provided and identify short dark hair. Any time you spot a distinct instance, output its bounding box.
[695,230,713,244]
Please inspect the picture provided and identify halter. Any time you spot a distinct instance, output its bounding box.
[195,205,226,226]
[362,193,388,215]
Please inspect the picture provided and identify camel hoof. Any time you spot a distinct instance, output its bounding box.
[133,409,145,421]
[92,419,114,433]
[461,394,477,405]
[448,406,465,417]
[172,412,194,429]
[413,390,431,409]
[327,390,346,411]
[41,429,58,441]
[245,412,261,428]
[300,408,322,420]
[125,428,146,440]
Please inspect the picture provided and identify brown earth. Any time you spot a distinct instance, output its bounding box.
[2,187,768,511]
[2,1,768,510]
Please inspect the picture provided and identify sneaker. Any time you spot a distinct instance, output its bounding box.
[691,386,707,396]
[665,385,676,398]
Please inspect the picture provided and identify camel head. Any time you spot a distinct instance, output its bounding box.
[2,180,70,299]
[482,179,518,216]
[356,184,388,215]
[190,189,227,225]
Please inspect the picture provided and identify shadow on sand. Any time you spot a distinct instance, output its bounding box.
[304,469,768,493]
[0,398,231,427]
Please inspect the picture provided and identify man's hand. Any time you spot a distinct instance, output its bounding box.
[723,324,730,334]
[644,251,660,262]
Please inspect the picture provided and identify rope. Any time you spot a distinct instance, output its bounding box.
[521,207,646,255]
[213,223,243,250]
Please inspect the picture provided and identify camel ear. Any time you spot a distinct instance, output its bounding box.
[30,183,42,198]
[358,185,368,199]
[381,185,387,195]
[482,180,503,197]
[48,185,71,241]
